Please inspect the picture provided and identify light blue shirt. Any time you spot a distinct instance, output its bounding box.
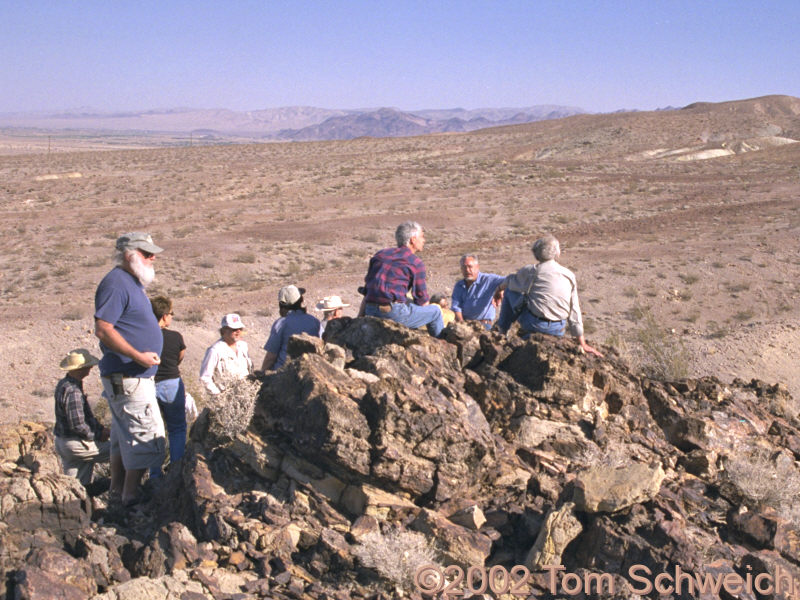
[264,310,320,369]
[451,272,505,321]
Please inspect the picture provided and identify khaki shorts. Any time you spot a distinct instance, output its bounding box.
[54,436,110,486]
[101,375,165,471]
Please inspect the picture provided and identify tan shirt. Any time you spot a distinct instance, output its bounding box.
[504,259,584,337]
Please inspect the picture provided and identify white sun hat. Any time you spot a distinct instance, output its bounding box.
[315,296,350,312]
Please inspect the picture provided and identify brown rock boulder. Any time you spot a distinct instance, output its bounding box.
[360,373,495,501]
[253,353,372,479]
[12,546,97,600]
[573,462,665,513]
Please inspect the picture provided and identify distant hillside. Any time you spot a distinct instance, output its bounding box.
[485,94,800,162]
[277,106,586,141]
[0,104,585,141]
[412,105,583,122]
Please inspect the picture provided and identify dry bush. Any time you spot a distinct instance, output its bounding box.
[724,446,800,526]
[233,252,256,264]
[633,309,689,381]
[61,307,86,320]
[353,529,440,592]
[205,374,260,441]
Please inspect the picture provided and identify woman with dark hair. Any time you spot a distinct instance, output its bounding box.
[149,296,191,479]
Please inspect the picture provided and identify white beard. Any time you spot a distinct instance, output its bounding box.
[127,251,155,287]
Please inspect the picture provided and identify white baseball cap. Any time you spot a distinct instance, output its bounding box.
[220,313,245,329]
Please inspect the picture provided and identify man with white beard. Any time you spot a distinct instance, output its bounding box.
[94,232,166,509]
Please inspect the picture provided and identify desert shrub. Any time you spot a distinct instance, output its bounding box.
[630,309,689,380]
[233,252,256,264]
[61,307,86,320]
[706,321,729,339]
[622,285,638,298]
[178,310,204,324]
[205,374,260,441]
[353,529,440,592]
[724,446,800,526]
[636,317,689,380]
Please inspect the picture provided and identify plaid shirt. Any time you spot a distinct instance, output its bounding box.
[53,375,103,440]
[363,246,430,305]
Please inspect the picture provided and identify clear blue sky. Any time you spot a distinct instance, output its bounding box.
[2,1,798,113]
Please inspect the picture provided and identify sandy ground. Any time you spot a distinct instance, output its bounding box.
[2,97,800,424]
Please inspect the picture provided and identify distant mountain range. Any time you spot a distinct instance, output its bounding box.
[0,104,585,141]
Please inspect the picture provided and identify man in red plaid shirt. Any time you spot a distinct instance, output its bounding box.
[359,221,444,337]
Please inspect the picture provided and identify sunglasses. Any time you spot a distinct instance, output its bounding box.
[138,249,155,259]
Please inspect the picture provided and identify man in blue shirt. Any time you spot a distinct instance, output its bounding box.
[95,232,166,507]
[261,285,320,371]
[451,254,505,329]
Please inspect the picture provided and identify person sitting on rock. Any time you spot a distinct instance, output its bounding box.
[199,313,253,395]
[316,295,350,337]
[496,234,603,357]
[358,221,444,337]
[261,286,320,371]
[451,254,505,329]
[53,349,110,487]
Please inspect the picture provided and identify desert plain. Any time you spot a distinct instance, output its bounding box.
[1,94,799,425]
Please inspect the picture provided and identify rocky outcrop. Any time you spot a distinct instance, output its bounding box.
[573,462,665,513]
[2,317,800,598]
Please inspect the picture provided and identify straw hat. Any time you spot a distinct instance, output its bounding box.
[316,296,350,312]
[59,348,100,371]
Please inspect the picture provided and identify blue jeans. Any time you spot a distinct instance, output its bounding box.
[496,289,566,338]
[150,377,186,478]
[365,302,444,337]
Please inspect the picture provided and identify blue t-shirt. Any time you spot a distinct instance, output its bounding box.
[451,272,505,321]
[264,310,320,369]
[94,267,163,377]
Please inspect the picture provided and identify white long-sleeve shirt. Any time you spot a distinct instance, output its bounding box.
[198,339,252,395]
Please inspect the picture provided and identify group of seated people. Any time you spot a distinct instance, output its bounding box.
[357,221,603,357]
[53,221,601,492]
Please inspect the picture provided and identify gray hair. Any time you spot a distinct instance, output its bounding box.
[395,221,422,247]
[113,248,134,266]
[532,235,561,262]
[460,254,479,265]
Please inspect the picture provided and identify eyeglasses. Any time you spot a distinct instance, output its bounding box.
[168,311,174,316]
[138,249,155,260]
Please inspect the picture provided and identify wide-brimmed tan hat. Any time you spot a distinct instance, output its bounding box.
[316,296,350,312]
[59,348,100,371]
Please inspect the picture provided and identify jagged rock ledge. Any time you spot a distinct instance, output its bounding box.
[2,317,799,598]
